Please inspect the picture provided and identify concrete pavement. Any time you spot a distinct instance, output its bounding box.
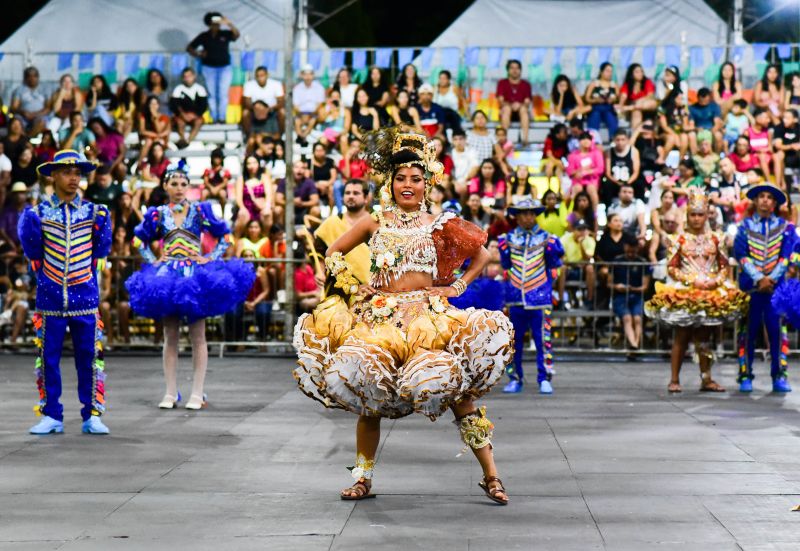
[1,352,800,550]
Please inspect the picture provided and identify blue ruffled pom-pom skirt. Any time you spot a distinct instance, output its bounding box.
[772,279,800,329]
[449,277,506,311]
[126,258,256,322]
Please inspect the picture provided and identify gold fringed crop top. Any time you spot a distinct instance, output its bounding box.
[368,211,457,288]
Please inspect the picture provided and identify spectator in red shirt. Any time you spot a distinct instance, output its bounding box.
[496,59,532,145]
[338,137,368,180]
[541,123,568,179]
[294,244,321,313]
[202,147,231,208]
[728,136,760,173]
[618,63,657,130]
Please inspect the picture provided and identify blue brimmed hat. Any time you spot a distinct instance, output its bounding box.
[37,149,98,177]
[746,182,787,206]
[507,196,545,216]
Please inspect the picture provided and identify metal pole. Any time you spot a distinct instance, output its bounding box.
[282,1,296,342]
[296,0,309,66]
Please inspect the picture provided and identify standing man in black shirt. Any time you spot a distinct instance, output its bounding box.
[187,12,240,123]
[774,108,800,184]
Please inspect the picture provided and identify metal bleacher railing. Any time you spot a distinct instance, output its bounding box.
[33,257,792,359]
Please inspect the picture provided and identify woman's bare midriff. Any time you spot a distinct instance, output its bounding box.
[376,272,433,293]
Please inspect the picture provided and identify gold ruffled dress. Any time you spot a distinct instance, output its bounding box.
[645,231,748,326]
[293,212,514,420]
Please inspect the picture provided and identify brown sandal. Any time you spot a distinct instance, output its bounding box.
[340,478,376,501]
[668,382,682,393]
[478,476,509,505]
[700,379,726,392]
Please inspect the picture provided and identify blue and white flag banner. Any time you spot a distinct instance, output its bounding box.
[123,54,140,75]
[78,53,95,71]
[57,52,73,71]
[101,53,116,74]
[171,53,188,74]
[397,48,415,67]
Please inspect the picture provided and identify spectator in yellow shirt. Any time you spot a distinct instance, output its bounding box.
[557,219,596,308]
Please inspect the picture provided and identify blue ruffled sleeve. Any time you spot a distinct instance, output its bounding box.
[133,207,163,264]
[198,201,232,260]
[545,235,564,270]
[498,233,511,270]
[17,206,43,265]
[92,205,112,269]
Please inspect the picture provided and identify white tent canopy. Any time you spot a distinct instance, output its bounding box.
[429,0,729,48]
[0,0,327,53]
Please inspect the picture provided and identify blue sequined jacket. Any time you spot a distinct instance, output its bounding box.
[498,225,564,308]
[733,214,795,292]
[18,194,112,316]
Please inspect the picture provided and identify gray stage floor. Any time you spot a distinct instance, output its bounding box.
[2,352,800,550]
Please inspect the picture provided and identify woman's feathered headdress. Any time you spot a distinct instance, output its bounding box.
[359,127,444,187]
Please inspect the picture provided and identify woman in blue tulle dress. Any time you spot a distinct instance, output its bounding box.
[126,163,254,410]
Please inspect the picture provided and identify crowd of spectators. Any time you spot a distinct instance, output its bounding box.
[1,30,800,347]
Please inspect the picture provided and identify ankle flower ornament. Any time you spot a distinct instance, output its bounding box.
[348,453,375,481]
[456,406,494,453]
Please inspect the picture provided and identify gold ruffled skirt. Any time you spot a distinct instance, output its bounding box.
[293,291,514,420]
[645,282,749,327]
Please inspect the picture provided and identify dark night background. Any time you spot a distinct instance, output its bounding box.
[0,1,797,47]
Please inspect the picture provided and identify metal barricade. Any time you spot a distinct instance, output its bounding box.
[549,260,739,356]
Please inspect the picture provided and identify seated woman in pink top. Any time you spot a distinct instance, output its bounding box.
[747,108,779,186]
[566,132,604,208]
[467,158,507,209]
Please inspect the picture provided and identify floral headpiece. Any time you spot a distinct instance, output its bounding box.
[687,189,708,214]
[164,159,190,183]
[360,127,444,210]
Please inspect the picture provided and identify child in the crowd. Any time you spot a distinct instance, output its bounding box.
[202,147,231,208]
[723,99,752,150]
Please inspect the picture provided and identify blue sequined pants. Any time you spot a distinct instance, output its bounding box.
[509,306,549,383]
[37,314,104,421]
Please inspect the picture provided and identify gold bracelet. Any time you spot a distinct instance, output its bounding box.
[451,279,468,296]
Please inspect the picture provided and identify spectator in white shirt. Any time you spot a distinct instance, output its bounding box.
[607,183,647,245]
[242,66,285,137]
[293,64,326,114]
[450,129,479,199]
[331,68,358,109]
[0,142,12,195]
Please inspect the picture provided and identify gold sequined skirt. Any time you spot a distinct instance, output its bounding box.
[293,291,514,420]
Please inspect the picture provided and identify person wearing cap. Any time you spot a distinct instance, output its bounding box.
[498,196,565,394]
[0,182,28,249]
[416,83,446,140]
[734,182,795,393]
[17,150,112,435]
[293,64,326,115]
[187,11,240,123]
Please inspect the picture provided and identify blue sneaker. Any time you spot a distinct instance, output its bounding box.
[502,380,523,393]
[773,377,792,393]
[739,378,753,393]
[29,416,63,435]
[539,380,554,394]
[81,416,109,435]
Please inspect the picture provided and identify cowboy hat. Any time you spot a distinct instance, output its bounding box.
[507,196,545,216]
[746,182,787,207]
[37,149,98,177]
